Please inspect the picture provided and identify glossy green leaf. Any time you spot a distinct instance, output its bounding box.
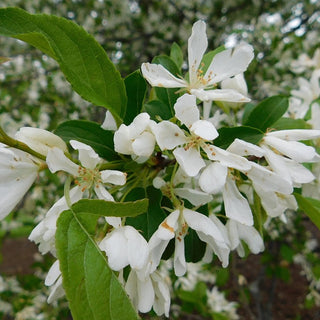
[144,99,174,121]
[295,193,320,230]
[244,96,289,132]
[0,7,126,124]
[55,120,119,161]
[126,186,166,241]
[170,42,184,70]
[273,117,311,130]
[56,199,145,320]
[214,126,264,150]
[123,70,147,125]
[153,55,181,112]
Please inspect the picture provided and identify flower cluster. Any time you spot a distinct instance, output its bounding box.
[1,17,320,319]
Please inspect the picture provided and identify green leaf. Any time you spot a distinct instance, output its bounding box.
[71,198,149,218]
[126,187,166,241]
[295,193,320,230]
[273,117,311,130]
[123,70,147,125]
[244,96,289,132]
[144,99,174,121]
[0,7,126,124]
[170,42,184,70]
[54,120,119,161]
[56,203,142,320]
[153,55,181,112]
[214,126,264,149]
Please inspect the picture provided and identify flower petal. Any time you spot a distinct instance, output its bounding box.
[141,63,186,88]
[190,120,218,140]
[151,121,186,150]
[46,147,79,176]
[199,162,227,194]
[227,139,265,157]
[223,177,253,226]
[188,20,208,85]
[70,140,101,169]
[132,131,155,157]
[100,170,126,185]
[174,94,199,127]
[191,88,250,103]
[173,147,206,177]
[204,43,254,84]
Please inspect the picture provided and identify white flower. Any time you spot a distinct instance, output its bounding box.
[99,219,149,272]
[29,186,83,256]
[46,140,126,200]
[45,260,64,303]
[15,127,68,156]
[0,146,40,219]
[101,110,117,131]
[289,69,320,118]
[226,219,264,257]
[114,113,156,161]
[125,268,171,317]
[152,94,250,177]
[148,207,229,276]
[141,20,253,103]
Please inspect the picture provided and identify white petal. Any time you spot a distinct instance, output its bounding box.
[45,260,61,286]
[236,221,264,254]
[174,187,213,206]
[70,140,101,169]
[190,120,219,140]
[199,162,227,194]
[47,276,64,303]
[204,43,254,84]
[227,138,265,157]
[263,136,319,163]
[132,131,155,157]
[174,93,199,127]
[173,147,206,177]
[114,124,133,155]
[151,121,186,150]
[94,184,114,201]
[191,88,250,103]
[137,274,155,313]
[141,63,186,88]
[223,177,253,226]
[174,235,187,276]
[125,226,149,270]
[105,217,121,228]
[267,129,320,141]
[101,110,117,131]
[100,170,126,185]
[15,127,68,156]
[46,147,79,176]
[152,272,171,317]
[188,20,208,85]
[183,208,225,242]
[204,145,251,171]
[247,162,293,194]
[221,73,248,96]
[99,229,129,271]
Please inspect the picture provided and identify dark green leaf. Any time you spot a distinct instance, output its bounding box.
[126,187,166,241]
[56,207,141,320]
[244,96,289,132]
[295,193,320,230]
[144,99,174,121]
[0,7,126,124]
[214,126,264,150]
[273,117,311,130]
[123,70,147,125]
[72,198,149,218]
[54,120,119,161]
[170,42,184,70]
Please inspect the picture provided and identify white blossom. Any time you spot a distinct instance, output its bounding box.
[141,20,253,103]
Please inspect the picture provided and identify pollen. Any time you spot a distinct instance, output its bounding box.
[161,221,174,233]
